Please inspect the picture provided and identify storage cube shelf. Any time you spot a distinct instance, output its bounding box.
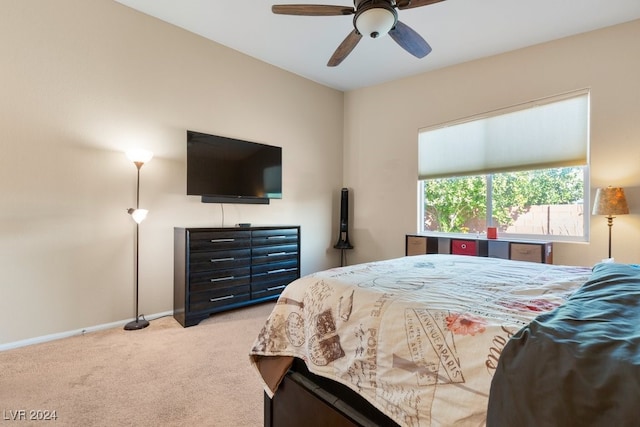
[406,234,552,264]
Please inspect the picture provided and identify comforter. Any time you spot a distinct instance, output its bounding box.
[250,254,592,426]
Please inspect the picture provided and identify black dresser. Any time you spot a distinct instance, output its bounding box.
[174,226,300,327]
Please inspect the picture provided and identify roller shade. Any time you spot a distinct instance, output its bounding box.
[418,91,589,180]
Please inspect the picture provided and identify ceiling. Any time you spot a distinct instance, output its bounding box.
[114,0,640,92]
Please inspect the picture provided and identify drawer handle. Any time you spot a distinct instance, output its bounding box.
[210,257,235,262]
[267,285,286,291]
[267,268,297,274]
[267,235,287,240]
[267,252,287,257]
[461,243,467,249]
[210,295,234,302]
[210,238,234,243]
[210,276,234,282]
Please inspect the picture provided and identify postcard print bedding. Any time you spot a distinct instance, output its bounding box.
[250,254,592,427]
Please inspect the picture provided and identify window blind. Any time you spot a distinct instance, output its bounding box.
[418,90,589,180]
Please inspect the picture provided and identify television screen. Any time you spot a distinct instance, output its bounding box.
[187,130,282,202]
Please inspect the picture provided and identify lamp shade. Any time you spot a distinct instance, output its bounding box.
[355,7,396,38]
[126,149,153,165]
[128,208,148,224]
[592,186,629,216]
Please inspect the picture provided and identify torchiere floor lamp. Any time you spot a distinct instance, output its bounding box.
[124,149,153,331]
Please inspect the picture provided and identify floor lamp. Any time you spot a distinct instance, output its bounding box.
[124,149,153,331]
[592,186,629,259]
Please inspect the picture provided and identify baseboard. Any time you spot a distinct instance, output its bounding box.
[0,311,174,352]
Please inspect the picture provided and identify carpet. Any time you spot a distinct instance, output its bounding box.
[0,302,275,427]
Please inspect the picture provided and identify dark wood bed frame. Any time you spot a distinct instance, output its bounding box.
[264,358,399,427]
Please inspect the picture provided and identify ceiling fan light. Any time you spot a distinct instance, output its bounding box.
[355,8,396,39]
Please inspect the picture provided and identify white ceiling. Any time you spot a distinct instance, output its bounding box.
[114,0,640,91]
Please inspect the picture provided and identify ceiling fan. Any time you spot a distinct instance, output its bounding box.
[272,0,445,66]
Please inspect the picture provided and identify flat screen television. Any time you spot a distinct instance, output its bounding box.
[186,130,282,204]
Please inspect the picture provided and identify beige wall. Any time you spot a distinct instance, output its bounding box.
[343,19,640,267]
[0,1,344,345]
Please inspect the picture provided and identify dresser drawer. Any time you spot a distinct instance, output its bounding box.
[189,285,251,312]
[189,248,251,272]
[451,239,477,256]
[189,267,251,290]
[252,259,299,275]
[251,271,299,299]
[252,228,299,247]
[510,243,545,263]
[252,244,298,265]
[189,231,251,252]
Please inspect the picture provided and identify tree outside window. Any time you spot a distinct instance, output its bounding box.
[423,166,585,239]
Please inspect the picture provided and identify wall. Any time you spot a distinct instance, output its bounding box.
[0,1,344,345]
[343,19,640,267]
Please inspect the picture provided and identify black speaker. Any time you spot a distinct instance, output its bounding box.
[334,188,353,250]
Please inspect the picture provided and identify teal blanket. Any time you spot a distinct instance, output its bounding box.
[487,262,640,427]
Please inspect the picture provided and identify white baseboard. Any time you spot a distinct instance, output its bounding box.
[0,311,174,352]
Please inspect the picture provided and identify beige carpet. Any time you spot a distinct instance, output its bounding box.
[0,302,275,427]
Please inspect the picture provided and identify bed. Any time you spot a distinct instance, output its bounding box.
[249,254,597,426]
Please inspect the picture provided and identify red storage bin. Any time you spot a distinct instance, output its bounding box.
[451,239,477,256]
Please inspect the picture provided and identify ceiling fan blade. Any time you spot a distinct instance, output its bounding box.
[396,0,445,10]
[389,20,432,58]
[327,29,362,67]
[272,4,355,16]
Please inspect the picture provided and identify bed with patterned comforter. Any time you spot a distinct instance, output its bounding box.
[249,254,593,426]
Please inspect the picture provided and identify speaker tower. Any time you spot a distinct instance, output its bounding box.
[334,188,353,250]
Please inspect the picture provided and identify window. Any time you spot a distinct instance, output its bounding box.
[418,90,589,241]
